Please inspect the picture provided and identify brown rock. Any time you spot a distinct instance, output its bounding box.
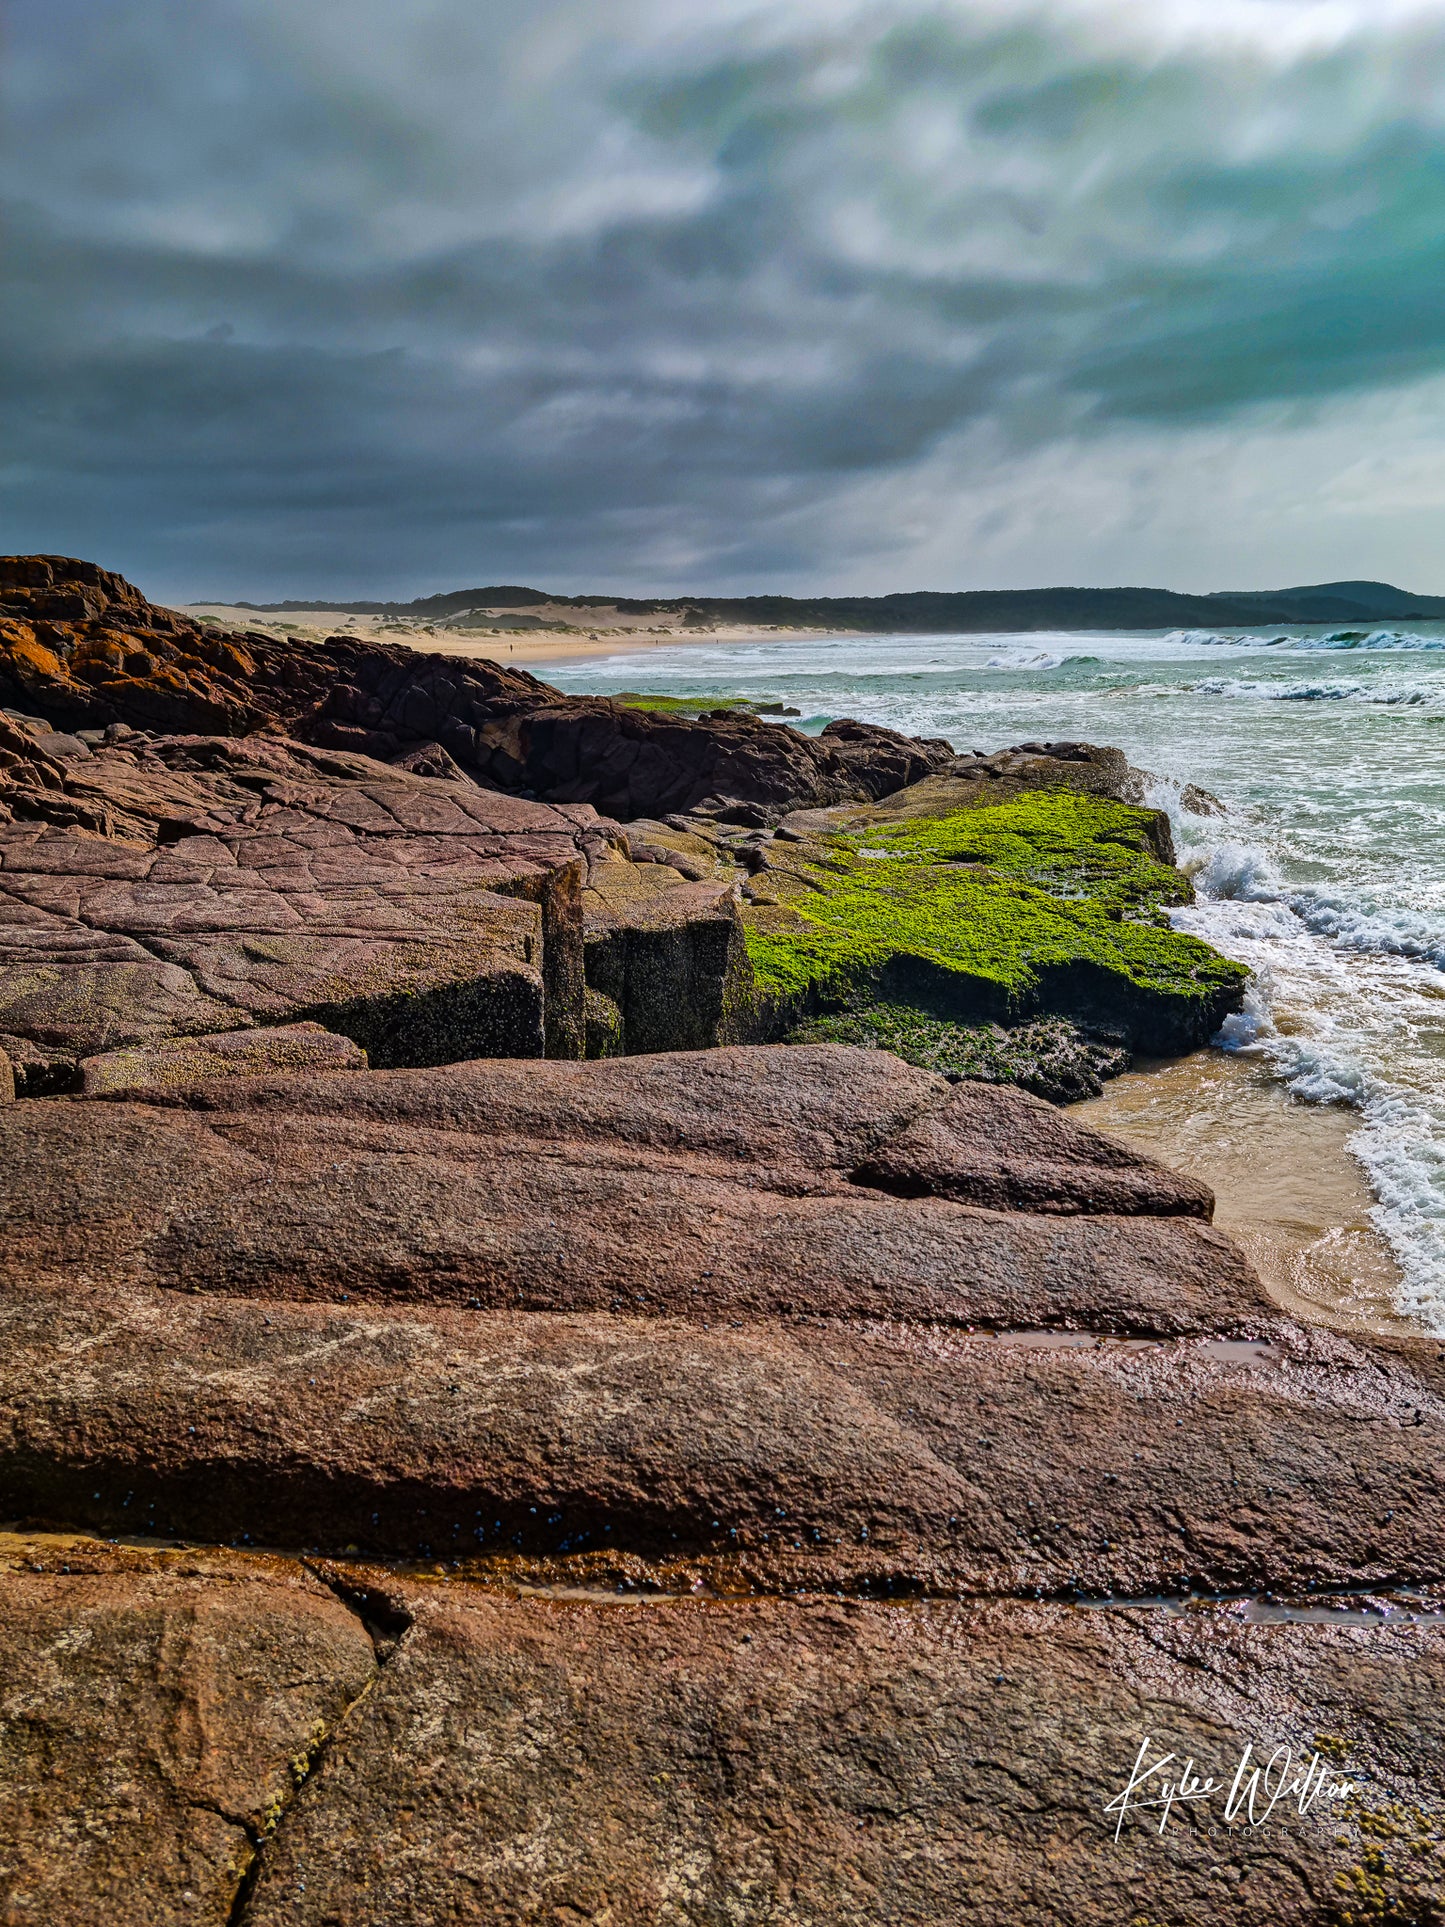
[242,1584,1445,1927]
[0,729,619,1076]
[582,851,750,1054]
[855,1076,1215,1217]
[0,557,954,819]
[0,1285,1438,1598]
[0,1048,1262,1337]
[78,1021,367,1097]
[0,1532,375,1926]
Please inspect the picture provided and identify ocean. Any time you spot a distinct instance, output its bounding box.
[550,624,1445,1332]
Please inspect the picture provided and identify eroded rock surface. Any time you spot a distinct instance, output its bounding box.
[242,1581,1445,1927]
[0,1535,375,1926]
[0,729,624,1079]
[1,1044,1443,1917]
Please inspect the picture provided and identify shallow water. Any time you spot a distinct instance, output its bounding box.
[549,623,1445,1330]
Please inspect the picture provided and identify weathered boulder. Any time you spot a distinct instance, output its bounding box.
[582,844,751,1054]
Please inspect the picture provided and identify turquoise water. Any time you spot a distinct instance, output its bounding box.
[549,625,1445,1329]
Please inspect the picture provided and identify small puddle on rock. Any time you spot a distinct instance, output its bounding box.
[1079,1587,1445,1625]
[1198,1339,1280,1365]
[987,1330,1101,1350]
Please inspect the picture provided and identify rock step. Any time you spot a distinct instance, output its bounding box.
[0,1292,1437,1598]
[3,1532,1442,1926]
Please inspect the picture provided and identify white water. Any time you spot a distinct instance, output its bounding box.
[550,623,1445,1330]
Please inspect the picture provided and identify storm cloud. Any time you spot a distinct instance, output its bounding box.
[7,0,1445,599]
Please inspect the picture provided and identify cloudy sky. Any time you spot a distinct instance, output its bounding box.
[8,0,1445,601]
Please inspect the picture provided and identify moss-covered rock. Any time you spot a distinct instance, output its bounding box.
[610,692,801,717]
[742,790,1246,1057]
[786,1006,1130,1104]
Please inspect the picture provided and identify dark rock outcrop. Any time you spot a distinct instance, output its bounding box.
[0,556,953,819]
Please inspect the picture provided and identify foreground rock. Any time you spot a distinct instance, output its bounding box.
[0,1044,1437,1605]
[243,1580,1445,1927]
[0,556,952,819]
[0,1534,375,1926]
[1,1045,1444,1918]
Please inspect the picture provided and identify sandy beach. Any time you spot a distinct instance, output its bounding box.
[184,602,835,669]
[1074,1050,1412,1336]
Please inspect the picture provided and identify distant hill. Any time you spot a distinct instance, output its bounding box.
[228,578,1445,633]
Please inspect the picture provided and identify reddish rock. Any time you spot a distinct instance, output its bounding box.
[855,1076,1215,1217]
[0,1047,1263,1337]
[1,1047,1438,1604]
[0,1533,375,1926]
[242,1584,1445,1927]
[0,1284,1439,1599]
[0,730,617,1076]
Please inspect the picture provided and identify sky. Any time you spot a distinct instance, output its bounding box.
[8,0,1445,601]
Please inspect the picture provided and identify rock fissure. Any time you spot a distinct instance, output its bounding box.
[221,1571,412,1927]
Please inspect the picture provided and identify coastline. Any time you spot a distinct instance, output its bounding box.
[183,602,840,667]
[185,598,1418,1337]
[1074,1049,1414,1337]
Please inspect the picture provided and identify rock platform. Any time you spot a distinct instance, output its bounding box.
[1,1044,1444,1921]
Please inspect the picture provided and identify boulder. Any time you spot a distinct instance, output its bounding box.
[581,846,750,1054]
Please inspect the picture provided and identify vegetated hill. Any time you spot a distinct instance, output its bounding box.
[229,578,1445,631]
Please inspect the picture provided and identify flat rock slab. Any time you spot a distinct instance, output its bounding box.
[0,1534,375,1927]
[244,1580,1445,1927]
[11,1535,1440,1925]
[0,1047,1259,1331]
[0,1289,1439,1598]
[0,732,625,1072]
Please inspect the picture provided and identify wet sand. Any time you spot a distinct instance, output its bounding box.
[1073,1051,1416,1337]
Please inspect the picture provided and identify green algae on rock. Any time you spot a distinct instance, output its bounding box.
[787,1006,1130,1103]
[744,790,1248,1057]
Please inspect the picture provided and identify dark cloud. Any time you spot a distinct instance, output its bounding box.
[6,1,1445,598]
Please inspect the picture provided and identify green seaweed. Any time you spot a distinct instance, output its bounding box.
[743,791,1247,1054]
[787,1004,1129,1102]
[611,692,799,717]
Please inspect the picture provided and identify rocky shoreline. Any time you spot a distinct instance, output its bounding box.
[1,557,1442,1925]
